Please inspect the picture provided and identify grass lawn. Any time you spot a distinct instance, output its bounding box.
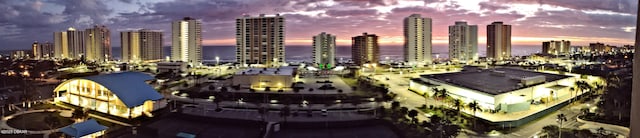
[6,111,74,131]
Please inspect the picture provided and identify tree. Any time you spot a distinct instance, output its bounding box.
[542,125,559,137]
[467,101,482,129]
[556,113,568,138]
[44,113,61,130]
[452,99,463,120]
[391,101,400,110]
[408,109,419,123]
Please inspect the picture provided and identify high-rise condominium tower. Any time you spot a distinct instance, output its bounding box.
[85,25,111,62]
[448,21,478,61]
[404,14,432,65]
[352,33,379,66]
[54,27,85,59]
[121,29,163,62]
[486,21,511,60]
[172,17,202,64]
[236,14,285,67]
[32,41,54,59]
[312,32,336,69]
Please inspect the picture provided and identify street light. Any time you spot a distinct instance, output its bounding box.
[215,56,220,66]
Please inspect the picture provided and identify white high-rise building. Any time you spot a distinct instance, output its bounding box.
[85,25,111,62]
[403,14,432,65]
[312,32,336,69]
[54,27,85,60]
[236,14,285,67]
[448,21,478,61]
[121,29,163,62]
[171,17,202,64]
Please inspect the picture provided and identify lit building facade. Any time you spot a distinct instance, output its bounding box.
[352,33,379,66]
[312,32,336,69]
[85,25,111,62]
[54,27,85,59]
[121,29,163,62]
[232,67,298,89]
[486,21,511,60]
[53,72,164,119]
[542,40,571,55]
[171,17,202,64]
[33,41,55,59]
[449,21,478,61]
[404,14,432,65]
[236,14,285,67]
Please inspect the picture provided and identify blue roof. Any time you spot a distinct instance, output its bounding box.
[59,119,108,137]
[82,72,163,108]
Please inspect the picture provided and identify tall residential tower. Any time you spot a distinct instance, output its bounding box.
[236,14,285,67]
[352,33,379,66]
[448,21,478,61]
[53,27,85,59]
[403,14,432,65]
[171,17,202,64]
[542,40,571,55]
[85,25,111,62]
[121,29,163,62]
[312,32,336,69]
[486,21,511,60]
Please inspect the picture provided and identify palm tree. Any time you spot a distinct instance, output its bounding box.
[452,99,463,120]
[408,109,419,124]
[556,113,568,138]
[569,87,575,102]
[467,101,482,129]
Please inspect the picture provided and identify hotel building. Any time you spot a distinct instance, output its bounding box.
[171,17,202,64]
[85,25,112,62]
[121,29,164,62]
[352,33,379,66]
[312,32,336,69]
[542,40,571,55]
[54,27,86,59]
[486,22,511,60]
[449,21,478,61]
[404,14,432,65]
[236,14,285,67]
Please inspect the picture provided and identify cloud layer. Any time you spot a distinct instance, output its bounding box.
[0,0,636,50]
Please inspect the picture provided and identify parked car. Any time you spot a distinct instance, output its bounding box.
[321,109,328,116]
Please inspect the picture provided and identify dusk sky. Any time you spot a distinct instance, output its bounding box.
[0,0,637,50]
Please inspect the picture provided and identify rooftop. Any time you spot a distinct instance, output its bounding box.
[81,72,163,108]
[422,68,571,95]
[235,67,296,75]
[59,119,108,137]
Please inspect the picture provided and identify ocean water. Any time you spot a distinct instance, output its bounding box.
[110,45,541,62]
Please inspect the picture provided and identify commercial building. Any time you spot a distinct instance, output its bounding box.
[85,25,111,62]
[157,62,188,74]
[409,68,579,126]
[449,21,478,62]
[542,40,571,55]
[121,29,164,62]
[486,22,511,60]
[312,32,336,69]
[53,72,165,119]
[352,33,379,66]
[403,14,432,65]
[171,17,202,64]
[588,42,617,53]
[411,68,575,111]
[232,67,298,89]
[236,14,285,67]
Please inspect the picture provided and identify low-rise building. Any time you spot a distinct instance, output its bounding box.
[59,119,108,138]
[157,62,188,74]
[232,67,298,89]
[53,72,165,118]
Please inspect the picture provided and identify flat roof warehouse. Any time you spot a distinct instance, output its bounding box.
[422,68,572,95]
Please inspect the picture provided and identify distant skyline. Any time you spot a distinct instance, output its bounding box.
[0,0,637,50]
